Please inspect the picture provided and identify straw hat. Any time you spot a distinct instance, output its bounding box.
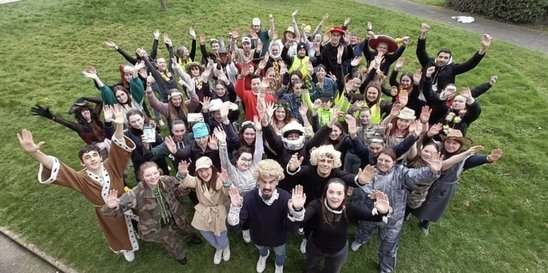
[368,35,398,53]
[397,107,415,120]
[441,129,472,145]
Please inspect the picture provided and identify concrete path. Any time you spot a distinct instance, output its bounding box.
[0,233,60,273]
[0,228,77,273]
[358,0,548,53]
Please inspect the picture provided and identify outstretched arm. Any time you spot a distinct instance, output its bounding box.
[17,129,53,169]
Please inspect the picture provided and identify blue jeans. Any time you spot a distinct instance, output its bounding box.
[256,244,286,266]
[200,230,229,250]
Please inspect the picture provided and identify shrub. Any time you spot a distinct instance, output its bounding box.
[446,0,548,24]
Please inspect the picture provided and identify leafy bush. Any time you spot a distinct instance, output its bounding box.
[446,0,548,24]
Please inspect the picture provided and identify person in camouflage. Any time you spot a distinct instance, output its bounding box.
[102,161,198,265]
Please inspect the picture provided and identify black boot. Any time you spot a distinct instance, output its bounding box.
[177,257,187,265]
[186,233,202,245]
[420,220,430,235]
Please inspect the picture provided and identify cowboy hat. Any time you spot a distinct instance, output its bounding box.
[329,26,346,35]
[441,129,472,145]
[368,35,398,53]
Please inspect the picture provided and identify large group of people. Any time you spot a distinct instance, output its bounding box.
[20,11,504,273]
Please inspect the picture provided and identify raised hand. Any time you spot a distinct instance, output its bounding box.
[268,14,275,24]
[153,29,160,40]
[289,185,306,210]
[394,57,405,71]
[344,17,351,26]
[31,105,54,120]
[136,48,148,58]
[425,66,436,77]
[17,129,44,153]
[134,60,145,72]
[350,56,362,67]
[164,136,177,154]
[218,168,229,183]
[460,87,472,99]
[312,99,322,111]
[298,102,308,118]
[82,67,98,80]
[213,126,227,143]
[163,33,172,46]
[357,165,375,185]
[419,106,432,123]
[291,9,299,19]
[420,23,430,35]
[111,104,124,124]
[402,36,410,46]
[208,134,218,150]
[323,13,330,21]
[265,101,275,119]
[178,160,190,174]
[253,115,262,132]
[229,187,243,207]
[427,122,443,137]
[480,34,492,49]
[490,75,498,85]
[146,73,156,84]
[106,189,120,209]
[102,105,113,122]
[200,96,211,111]
[369,190,390,214]
[288,153,304,172]
[487,148,503,163]
[464,145,485,156]
[104,40,117,49]
[389,102,402,117]
[199,33,206,45]
[345,114,358,136]
[188,27,197,40]
[408,120,423,136]
[425,152,443,172]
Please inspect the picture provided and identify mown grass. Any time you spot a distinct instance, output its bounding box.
[0,0,547,272]
[410,0,445,6]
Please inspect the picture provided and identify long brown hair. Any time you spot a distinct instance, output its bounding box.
[320,178,348,225]
[167,89,189,123]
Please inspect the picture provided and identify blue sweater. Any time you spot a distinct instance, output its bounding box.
[240,188,298,246]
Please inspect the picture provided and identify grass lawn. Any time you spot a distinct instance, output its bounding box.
[0,0,547,272]
[410,0,445,6]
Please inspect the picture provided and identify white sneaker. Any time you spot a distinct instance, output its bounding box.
[350,241,362,252]
[123,251,135,262]
[275,264,284,273]
[242,229,251,243]
[256,249,269,273]
[222,245,231,261]
[300,238,307,254]
[214,249,222,264]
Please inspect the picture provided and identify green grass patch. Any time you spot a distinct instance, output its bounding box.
[1,0,547,272]
[410,0,445,6]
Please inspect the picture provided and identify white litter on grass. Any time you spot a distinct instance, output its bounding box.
[452,16,475,23]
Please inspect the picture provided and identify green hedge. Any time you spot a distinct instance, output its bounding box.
[446,0,547,24]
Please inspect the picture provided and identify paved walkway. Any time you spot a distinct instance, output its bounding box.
[358,0,548,53]
[0,232,61,273]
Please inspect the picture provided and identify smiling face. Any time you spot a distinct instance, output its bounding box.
[211,42,220,52]
[401,75,412,89]
[316,66,326,80]
[236,152,253,171]
[170,95,182,107]
[452,95,467,111]
[214,83,227,97]
[156,58,167,71]
[141,166,161,187]
[420,144,438,161]
[368,142,384,157]
[171,123,186,142]
[376,42,388,56]
[366,87,379,102]
[252,24,261,33]
[329,125,342,141]
[196,167,212,182]
[80,150,102,172]
[242,128,256,145]
[396,118,412,131]
[376,153,395,173]
[190,66,200,77]
[359,111,371,125]
[325,182,345,208]
[270,44,280,56]
[435,52,451,67]
[251,78,261,94]
[274,107,286,121]
[316,155,335,177]
[444,138,462,154]
[128,113,144,130]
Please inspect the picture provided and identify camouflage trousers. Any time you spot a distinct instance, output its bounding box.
[143,221,188,260]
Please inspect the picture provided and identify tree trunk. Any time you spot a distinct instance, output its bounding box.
[159,0,168,11]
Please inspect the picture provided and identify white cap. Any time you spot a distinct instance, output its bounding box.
[242,37,252,44]
[252,17,261,26]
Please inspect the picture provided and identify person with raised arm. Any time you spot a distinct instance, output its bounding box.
[17,105,139,262]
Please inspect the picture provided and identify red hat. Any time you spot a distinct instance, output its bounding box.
[368,35,398,53]
[329,26,346,35]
